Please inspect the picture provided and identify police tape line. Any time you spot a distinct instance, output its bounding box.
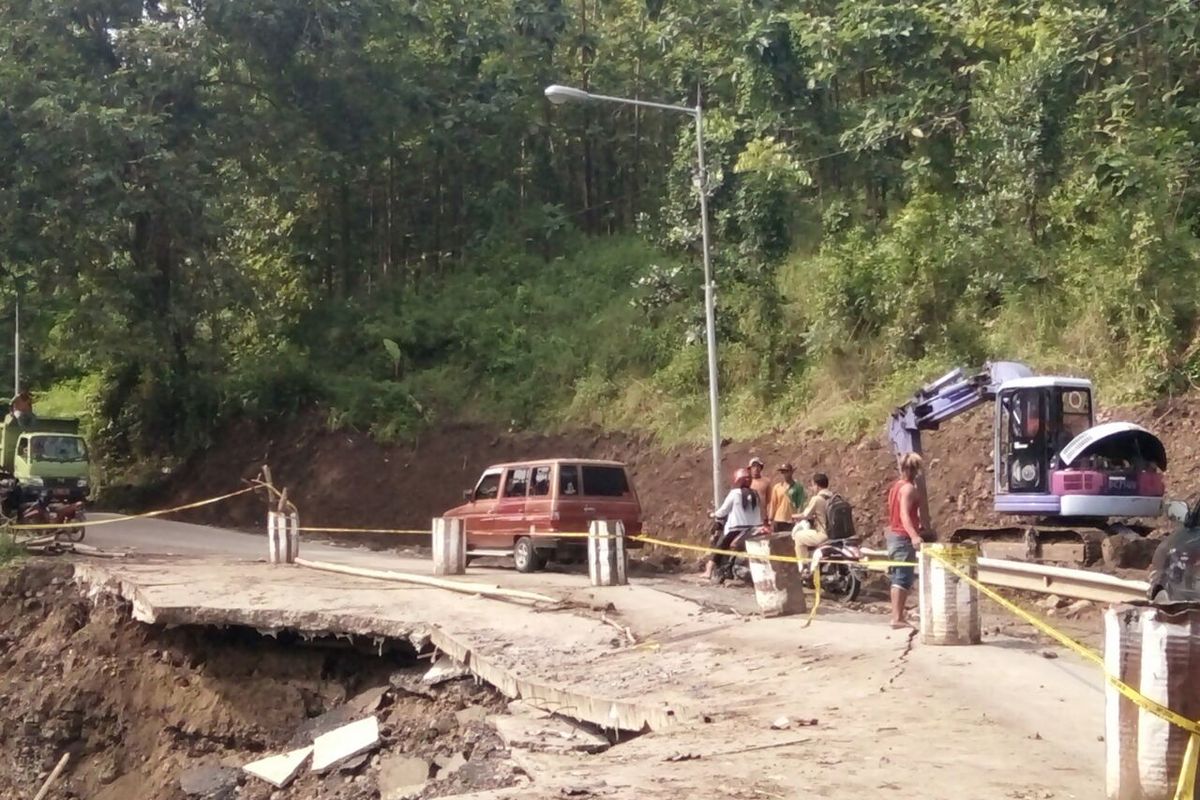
[285,517,1200,796]
[928,550,1200,800]
[5,486,258,532]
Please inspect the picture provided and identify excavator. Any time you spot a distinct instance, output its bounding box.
[888,361,1169,565]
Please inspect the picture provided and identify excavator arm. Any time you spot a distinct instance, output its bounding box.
[887,361,1035,534]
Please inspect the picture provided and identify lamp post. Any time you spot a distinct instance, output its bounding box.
[545,84,722,510]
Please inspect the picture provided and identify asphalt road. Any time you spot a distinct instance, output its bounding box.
[78,513,435,572]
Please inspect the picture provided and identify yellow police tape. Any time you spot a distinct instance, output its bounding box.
[260,515,1200,796]
[927,550,1200,800]
[6,486,258,532]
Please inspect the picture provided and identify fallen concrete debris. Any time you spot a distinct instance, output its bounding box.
[423,654,470,685]
[378,754,430,800]
[179,764,238,799]
[490,712,611,755]
[434,751,467,777]
[242,746,312,789]
[455,704,489,725]
[311,716,381,772]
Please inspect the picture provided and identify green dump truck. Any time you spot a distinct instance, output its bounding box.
[0,415,91,501]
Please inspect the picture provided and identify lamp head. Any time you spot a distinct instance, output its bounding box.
[544,84,591,105]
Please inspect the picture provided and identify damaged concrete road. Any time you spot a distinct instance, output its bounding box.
[59,544,1111,800]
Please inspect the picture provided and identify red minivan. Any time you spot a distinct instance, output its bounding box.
[443,459,643,572]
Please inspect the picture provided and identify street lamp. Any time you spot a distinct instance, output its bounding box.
[544,84,723,510]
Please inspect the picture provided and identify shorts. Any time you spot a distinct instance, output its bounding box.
[886,533,917,590]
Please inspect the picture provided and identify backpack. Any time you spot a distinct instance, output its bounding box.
[825,493,856,540]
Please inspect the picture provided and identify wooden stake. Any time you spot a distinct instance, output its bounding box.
[32,752,69,800]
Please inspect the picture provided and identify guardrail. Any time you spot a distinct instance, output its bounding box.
[863,548,1147,604]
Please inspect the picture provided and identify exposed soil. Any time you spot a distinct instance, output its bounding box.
[0,562,524,800]
[137,393,1200,547]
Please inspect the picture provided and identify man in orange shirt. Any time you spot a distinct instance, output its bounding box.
[766,462,806,533]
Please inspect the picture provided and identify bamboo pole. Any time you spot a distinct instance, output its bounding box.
[32,753,69,800]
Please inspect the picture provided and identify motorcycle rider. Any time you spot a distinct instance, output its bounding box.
[703,468,765,583]
[792,472,834,562]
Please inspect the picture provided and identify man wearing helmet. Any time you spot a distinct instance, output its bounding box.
[702,467,765,582]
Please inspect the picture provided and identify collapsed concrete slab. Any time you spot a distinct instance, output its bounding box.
[311,716,380,772]
[72,560,686,732]
[242,745,312,788]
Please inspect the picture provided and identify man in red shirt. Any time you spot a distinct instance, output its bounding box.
[886,453,925,629]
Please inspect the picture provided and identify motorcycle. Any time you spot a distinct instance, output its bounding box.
[805,535,865,602]
[707,516,759,585]
[1,477,87,542]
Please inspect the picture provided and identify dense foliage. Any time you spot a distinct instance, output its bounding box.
[2,0,1200,460]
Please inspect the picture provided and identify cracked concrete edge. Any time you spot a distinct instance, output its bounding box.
[70,564,684,733]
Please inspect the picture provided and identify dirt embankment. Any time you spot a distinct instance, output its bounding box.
[0,562,520,799]
[143,394,1200,544]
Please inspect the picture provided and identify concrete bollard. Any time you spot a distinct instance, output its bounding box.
[918,543,981,645]
[431,517,467,576]
[588,520,627,586]
[744,532,806,616]
[267,510,299,564]
[1105,605,1200,800]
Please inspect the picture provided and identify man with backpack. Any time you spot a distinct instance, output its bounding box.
[791,473,855,561]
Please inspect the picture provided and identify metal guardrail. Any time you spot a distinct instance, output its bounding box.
[862,548,1147,604]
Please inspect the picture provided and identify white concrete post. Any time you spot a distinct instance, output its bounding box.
[432,517,467,576]
[588,520,627,586]
[267,510,299,564]
[918,543,981,645]
[744,532,806,616]
[1105,605,1200,800]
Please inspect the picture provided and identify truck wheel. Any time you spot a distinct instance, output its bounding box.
[513,537,545,573]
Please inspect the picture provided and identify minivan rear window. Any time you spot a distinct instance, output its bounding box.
[581,466,629,497]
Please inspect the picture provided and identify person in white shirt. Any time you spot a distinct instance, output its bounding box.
[702,468,765,581]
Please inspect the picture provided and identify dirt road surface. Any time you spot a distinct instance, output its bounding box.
[57,516,1109,799]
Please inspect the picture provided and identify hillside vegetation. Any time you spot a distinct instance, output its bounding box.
[3,0,1200,465]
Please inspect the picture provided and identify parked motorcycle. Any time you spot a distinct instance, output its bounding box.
[1,476,86,542]
[806,536,865,602]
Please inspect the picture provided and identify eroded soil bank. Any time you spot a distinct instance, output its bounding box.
[0,562,532,800]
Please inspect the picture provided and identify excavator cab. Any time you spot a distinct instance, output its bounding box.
[994,377,1165,518]
[995,379,1092,498]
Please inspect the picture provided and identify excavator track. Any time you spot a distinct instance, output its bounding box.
[948,525,1109,566]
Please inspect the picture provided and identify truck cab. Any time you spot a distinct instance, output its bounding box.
[993,377,1165,518]
[0,416,91,501]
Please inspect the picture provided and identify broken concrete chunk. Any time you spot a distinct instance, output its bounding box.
[349,685,389,715]
[454,705,489,725]
[243,746,312,789]
[433,751,467,778]
[180,764,238,799]
[289,704,357,747]
[422,655,469,685]
[389,671,435,699]
[489,713,610,755]
[378,754,430,800]
[770,716,791,730]
[311,716,381,773]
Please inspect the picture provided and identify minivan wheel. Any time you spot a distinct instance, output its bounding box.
[513,537,545,573]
